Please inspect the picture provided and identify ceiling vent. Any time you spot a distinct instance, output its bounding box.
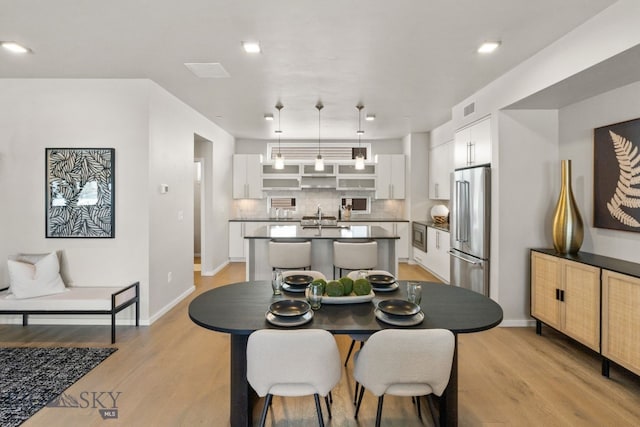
[463,102,475,117]
[184,62,230,78]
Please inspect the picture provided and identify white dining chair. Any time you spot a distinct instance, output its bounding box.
[247,329,341,427]
[353,328,455,427]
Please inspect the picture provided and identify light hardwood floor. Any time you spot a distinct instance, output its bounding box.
[3,263,640,426]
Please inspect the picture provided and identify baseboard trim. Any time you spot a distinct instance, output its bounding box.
[499,319,536,327]
[200,260,230,277]
[148,285,195,324]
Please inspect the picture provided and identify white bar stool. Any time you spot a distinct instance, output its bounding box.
[269,240,312,272]
[332,240,377,279]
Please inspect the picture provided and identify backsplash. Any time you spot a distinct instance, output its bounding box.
[232,190,405,219]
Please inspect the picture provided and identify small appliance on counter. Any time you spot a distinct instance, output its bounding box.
[450,165,490,296]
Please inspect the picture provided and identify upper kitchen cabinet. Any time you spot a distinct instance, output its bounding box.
[375,154,405,199]
[454,116,491,168]
[233,154,263,199]
[429,140,453,200]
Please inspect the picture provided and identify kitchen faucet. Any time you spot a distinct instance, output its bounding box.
[316,205,322,222]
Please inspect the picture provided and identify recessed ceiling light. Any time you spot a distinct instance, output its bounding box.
[478,41,501,54]
[184,62,230,78]
[365,114,376,121]
[242,41,261,54]
[264,114,274,121]
[1,41,31,54]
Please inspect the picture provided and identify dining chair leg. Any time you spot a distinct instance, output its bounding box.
[416,395,422,420]
[345,339,356,366]
[259,394,272,427]
[314,393,325,427]
[427,394,440,427]
[375,395,384,427]
[354,385,365,418]
[354,381,360,405]
[324,395,332,418]
[329,391,333,404]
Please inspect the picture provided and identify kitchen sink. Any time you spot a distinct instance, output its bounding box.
[300,215,338,227]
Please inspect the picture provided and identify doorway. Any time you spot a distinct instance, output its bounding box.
[194,157,204,273]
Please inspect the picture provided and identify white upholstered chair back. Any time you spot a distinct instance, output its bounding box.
[247,329,341,398]
[354,328,455,397]
[268,240,312,270]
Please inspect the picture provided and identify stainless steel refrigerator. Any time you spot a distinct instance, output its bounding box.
[450,165,490,296]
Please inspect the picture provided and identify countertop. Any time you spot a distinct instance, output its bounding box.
[230,217,409,222]
[244,224,400,240]
[413,220,450,232]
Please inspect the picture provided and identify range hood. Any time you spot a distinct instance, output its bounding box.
[300,176,336,189]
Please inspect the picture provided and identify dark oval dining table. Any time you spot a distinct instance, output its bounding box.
[189,280,503,427]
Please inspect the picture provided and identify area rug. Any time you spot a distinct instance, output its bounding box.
[0,347,117,427]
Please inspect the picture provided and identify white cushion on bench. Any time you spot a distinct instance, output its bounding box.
[0,286,133,311]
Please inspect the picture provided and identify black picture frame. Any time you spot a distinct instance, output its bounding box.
[45,148,115,238]
[593,118,640,232]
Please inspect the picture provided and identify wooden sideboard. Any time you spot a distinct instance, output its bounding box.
[530,249,640,378]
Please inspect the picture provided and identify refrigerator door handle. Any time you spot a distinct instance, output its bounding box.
[455,180,462,243]
[448,250,482,265]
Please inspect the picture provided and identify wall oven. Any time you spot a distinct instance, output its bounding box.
[412,221,428,252]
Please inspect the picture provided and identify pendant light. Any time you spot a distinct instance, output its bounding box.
[273,103,284,170]
[355,104,365,170]
[315,102,324,171]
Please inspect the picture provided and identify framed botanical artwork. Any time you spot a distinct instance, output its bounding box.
[594,118,640,232]
[45,148,115,238]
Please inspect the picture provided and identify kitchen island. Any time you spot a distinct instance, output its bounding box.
[244,224,399,280]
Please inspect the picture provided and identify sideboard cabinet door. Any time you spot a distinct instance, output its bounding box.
[602,270,640,376]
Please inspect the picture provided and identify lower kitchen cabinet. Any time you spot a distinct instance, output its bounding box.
[229,222,262,261]
[602,270,640,376]
[362,222,409,261]
[531,248,640,379]
[423,227,450,283]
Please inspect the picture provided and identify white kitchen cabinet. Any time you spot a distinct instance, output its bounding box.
[375,154,405,199]
[454,116,491,169]
[423,227,450,282]
[228,221,262,261]
[429,140,453,200]
[233,154,263,199]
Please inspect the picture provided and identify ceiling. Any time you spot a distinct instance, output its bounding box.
[0,0,617,140]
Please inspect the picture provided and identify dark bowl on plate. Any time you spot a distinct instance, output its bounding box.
[269,299,311,317]
[283,274,314,287]
[377,299,420,316]
[367,274,396,286]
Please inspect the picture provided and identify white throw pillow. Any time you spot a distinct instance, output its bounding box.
[7,252,67,299]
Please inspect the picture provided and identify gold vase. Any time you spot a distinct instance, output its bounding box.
[552,160,584,254]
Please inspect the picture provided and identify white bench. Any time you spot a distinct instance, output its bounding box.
[0,282,139,343]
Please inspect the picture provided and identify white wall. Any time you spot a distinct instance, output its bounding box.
[0,79,151,320]
[445,0,640,324]
[0,79,234,325]
[559,80,640,263]
[495,110,560,322]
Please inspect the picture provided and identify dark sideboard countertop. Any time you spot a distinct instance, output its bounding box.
[245,224,400,240]
[531,248,640,279]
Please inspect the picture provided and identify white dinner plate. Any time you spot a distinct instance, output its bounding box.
[282,283,307,293]
[371,283,399,292]
[374,308,424,326]
[265,310,314,327]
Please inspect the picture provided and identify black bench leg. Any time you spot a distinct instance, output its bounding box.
[111,312,116,344]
